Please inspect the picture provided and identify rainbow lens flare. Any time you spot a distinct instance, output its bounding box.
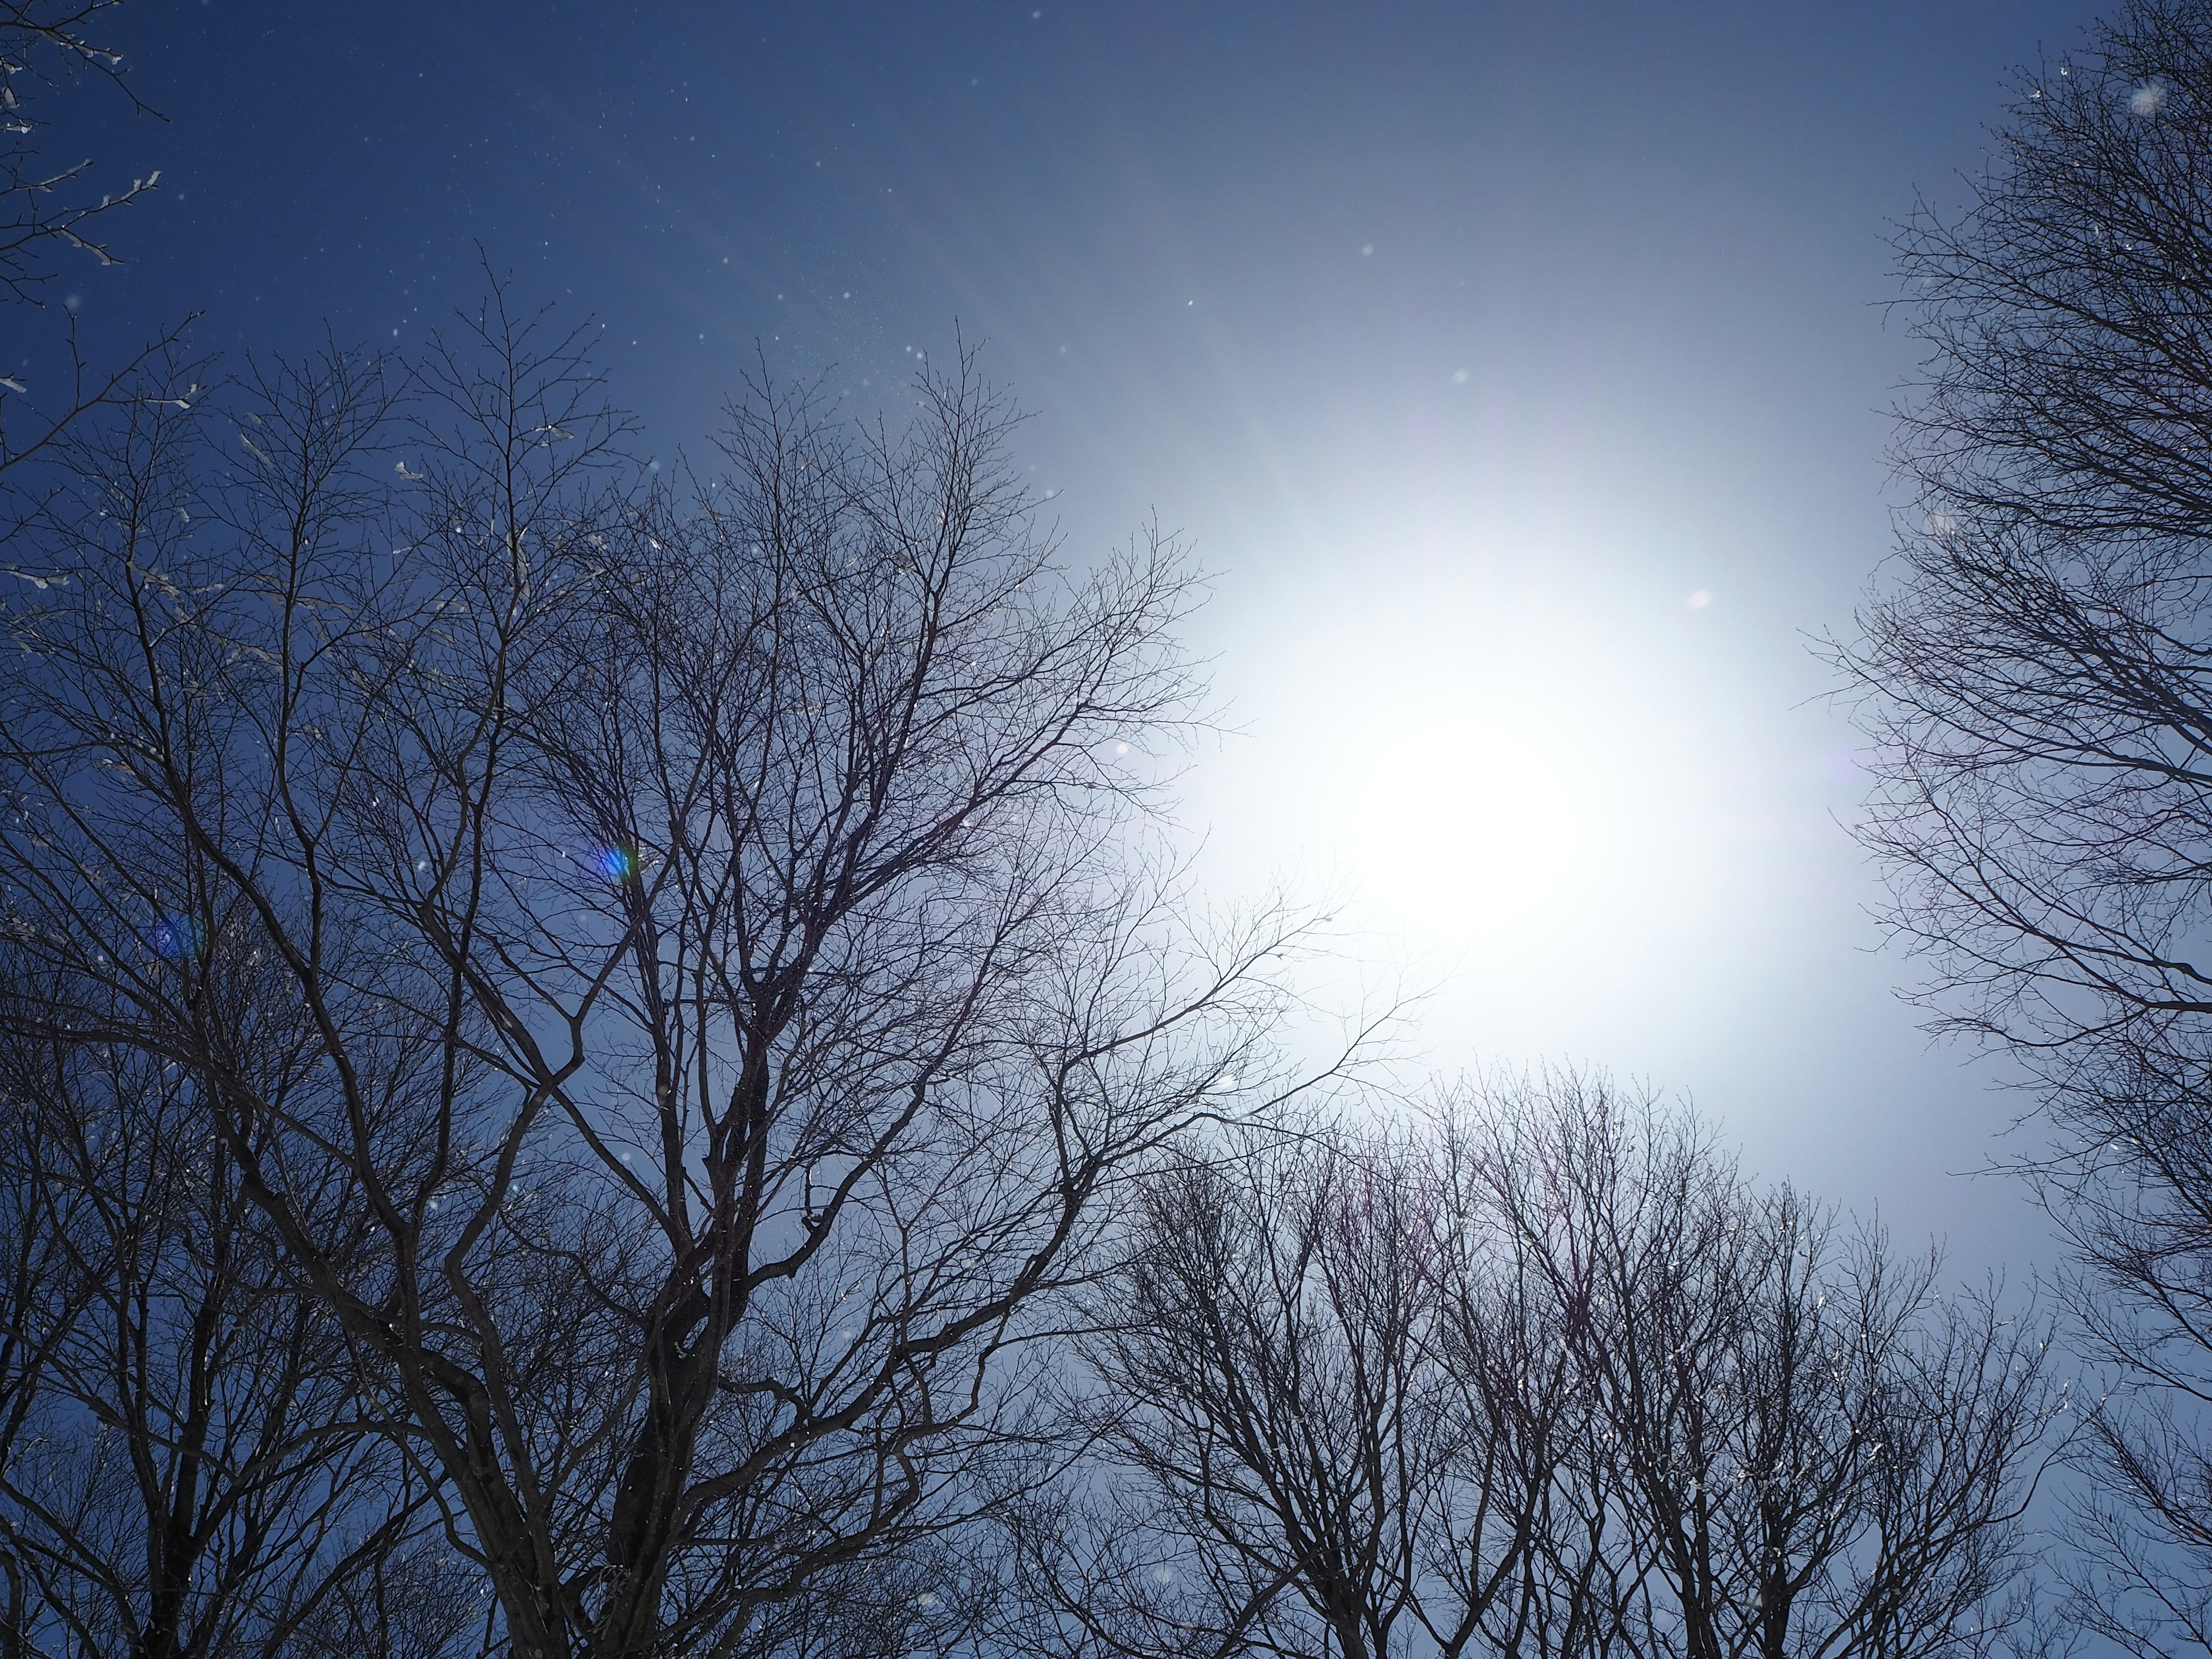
[144,913,207,963]
[590,844,640,884]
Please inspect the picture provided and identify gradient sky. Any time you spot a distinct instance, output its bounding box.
[29,0,2105,1271]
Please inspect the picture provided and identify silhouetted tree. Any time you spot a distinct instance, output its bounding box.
[0,990,468,1659]
[0,0,180,486]
[1468,1077,2055,1659]
[1017,1078,2054,1659]
[1014,1118,1596,1659]
[0,974,104,1658]
[0,290,1353,1658]
[1844,3,2212,1650]
[0,0,157,301]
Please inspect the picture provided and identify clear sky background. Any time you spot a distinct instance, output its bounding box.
[28,0,2107,1275]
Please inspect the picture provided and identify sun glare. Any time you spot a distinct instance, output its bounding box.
[1339,707,1606,940]
[1331,632,1730,958]
[1194,540,1771,1059]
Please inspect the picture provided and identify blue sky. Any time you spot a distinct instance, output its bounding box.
[36,0,2104,1266]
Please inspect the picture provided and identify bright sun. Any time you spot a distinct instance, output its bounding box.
[1190,539,1776,1062]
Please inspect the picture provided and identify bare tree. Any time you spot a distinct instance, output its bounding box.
[0,0,180,486]
[1460,1075,2055,1659]
[1018,1119,1591,1659]
[0,972,107,1658]
[1018,1077,2050,1659]
[1841,3,2212,1649]
[0,989,468,1659]
[0,0,157,302]
[0,289,1354,1658]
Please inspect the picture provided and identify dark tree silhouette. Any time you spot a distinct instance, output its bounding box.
[1014,1118,1596,1659]
[1014,1078,2055,1659]
[0,0,181,487]
[0,290,1356,1658]
[0,0,157,304]
[1843,4,2212,1650]
[1467,1077,2055,1659]
[0,990,471,1659]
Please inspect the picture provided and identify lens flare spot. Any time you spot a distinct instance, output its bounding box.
[144,913,207,963]
[590,844,640,884]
